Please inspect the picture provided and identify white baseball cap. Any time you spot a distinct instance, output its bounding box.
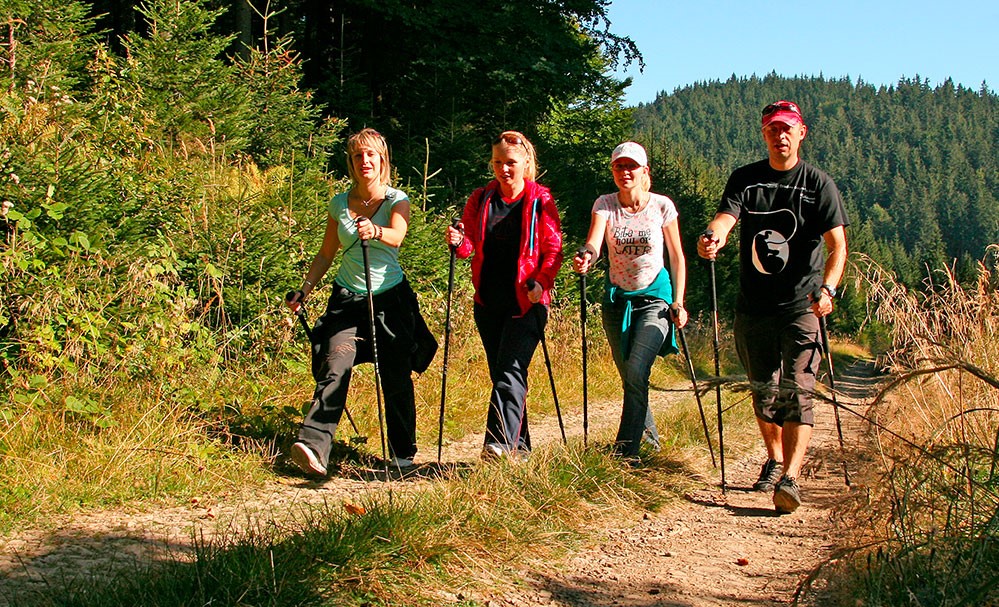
[610,141,648,167]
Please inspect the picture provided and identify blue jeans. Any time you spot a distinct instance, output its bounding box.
[603,297,668,457]
[474,303,546,453]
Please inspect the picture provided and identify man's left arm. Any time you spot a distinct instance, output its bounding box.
[813,225,848,317]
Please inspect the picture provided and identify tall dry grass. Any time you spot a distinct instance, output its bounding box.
[815,249,999,606]
[1,262,733,533]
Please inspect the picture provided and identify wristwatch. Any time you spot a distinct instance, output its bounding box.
[821,284,837,298]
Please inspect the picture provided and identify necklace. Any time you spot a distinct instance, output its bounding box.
[354,188,381,207]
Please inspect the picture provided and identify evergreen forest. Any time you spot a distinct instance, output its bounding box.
[1,0,997,529]
[633,74,999,295]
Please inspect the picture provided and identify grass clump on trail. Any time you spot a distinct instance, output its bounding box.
[817,250,999,606]
[8,445,671,607]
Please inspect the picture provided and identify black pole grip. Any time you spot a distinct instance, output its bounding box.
[355,215,370,244]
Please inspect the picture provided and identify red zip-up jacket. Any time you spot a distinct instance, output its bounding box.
[456,179,563,317]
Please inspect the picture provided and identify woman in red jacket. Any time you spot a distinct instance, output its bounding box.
[445,131,563,460]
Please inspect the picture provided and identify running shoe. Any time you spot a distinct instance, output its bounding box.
[391,456,415,468]
[290,442,327,477]
[753,458,782,492]
[481,444,504,461]
[773,475,802,514]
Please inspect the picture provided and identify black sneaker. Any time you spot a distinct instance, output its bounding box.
[773,475,802,514]
[753,458,782,492]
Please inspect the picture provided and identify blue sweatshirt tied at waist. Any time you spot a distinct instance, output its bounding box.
[605,267,679,358]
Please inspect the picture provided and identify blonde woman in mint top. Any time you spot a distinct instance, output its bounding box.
[285,128,430,476]
[573,141,688,458]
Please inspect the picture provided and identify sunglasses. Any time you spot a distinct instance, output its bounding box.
[493,133,528,150]
[611,162,641,172]
[762,101,802,117]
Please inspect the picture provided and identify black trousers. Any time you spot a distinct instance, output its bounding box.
[297,283,417,466]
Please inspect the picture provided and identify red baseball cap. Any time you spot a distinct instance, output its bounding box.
[761,100,803,127]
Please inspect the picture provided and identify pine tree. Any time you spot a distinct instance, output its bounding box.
[120,0,250,151]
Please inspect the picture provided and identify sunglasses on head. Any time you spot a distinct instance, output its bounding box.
[762,101,801,117]
[493,133,528,149]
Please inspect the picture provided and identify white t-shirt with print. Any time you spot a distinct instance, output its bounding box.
[593,192,679,291]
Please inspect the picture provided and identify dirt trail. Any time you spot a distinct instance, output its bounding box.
[0,360,880,606]
[477,359,879,607]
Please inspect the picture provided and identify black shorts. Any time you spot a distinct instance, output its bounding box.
[734,311,821,426]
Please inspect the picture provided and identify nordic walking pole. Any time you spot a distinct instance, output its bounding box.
[526,278,566,444]
[437,218,461,464]
[284,292,362,437]
[813,288,851,487]
[575,246,590,448]
[672,310,717,468]
[357,218,390,482]
[704,229,727,493]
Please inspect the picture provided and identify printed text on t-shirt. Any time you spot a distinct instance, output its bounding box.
[613,226,653,256]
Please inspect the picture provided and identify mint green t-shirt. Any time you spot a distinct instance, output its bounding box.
[332,187,407,294]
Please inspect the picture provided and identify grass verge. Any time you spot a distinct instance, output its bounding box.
[5,444,682,607]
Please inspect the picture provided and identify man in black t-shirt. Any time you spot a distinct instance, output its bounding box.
[697,100,848,514]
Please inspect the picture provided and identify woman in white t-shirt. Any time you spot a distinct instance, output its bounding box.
[573,141,688,458]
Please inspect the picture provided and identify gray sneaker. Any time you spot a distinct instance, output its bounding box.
[753,458,782,492]
[390,456,415,468]
[773,475,802,514]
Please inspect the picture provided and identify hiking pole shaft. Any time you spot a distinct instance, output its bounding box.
[437,218,461,464]
[359,233,390,482]
[704,229,726,493]
[527,279,566,444]
[673,313,716,468]
[814,289,850,487]
[576,245,589,448]
[285,292,361,436]
[291,306,313,341]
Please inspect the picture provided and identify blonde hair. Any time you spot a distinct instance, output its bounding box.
[345,128,392,185]
[638,167,652,193]
[492,130,538,182]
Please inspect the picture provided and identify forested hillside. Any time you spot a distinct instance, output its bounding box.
[84,0,641,230]
[632,74,999,288]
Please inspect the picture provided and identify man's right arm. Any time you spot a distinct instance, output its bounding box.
[697,213,738,260]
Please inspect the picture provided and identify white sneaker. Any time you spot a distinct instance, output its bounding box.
[290,442,327,477]
[480,444,504,461]
[391,457,414,468]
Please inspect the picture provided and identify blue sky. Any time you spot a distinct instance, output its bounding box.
[606,0,998,106]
